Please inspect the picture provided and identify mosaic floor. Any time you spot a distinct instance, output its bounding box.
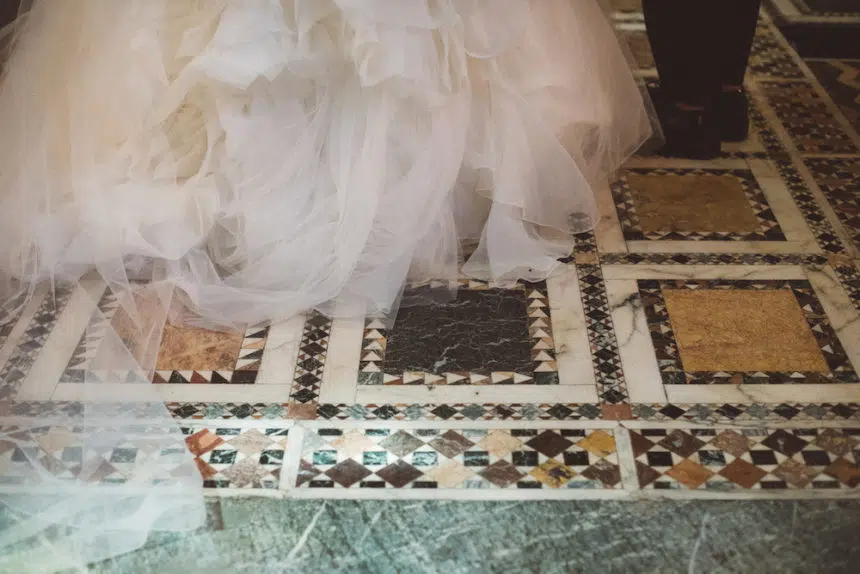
[3,9,860,503]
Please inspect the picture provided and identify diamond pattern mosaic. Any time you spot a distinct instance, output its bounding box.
[184,427,289,489]
[297,428,621,490]
[632,427,860,490]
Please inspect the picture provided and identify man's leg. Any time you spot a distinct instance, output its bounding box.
[642,0,722,157]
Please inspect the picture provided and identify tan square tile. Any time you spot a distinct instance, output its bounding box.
[477,431,523,458]
[156,323,244,371]
[424,461,475,488]
[576,430,617,457]
[627,174,761,234]
[665,459,714,489]
[330,430,376,460]
[663,289,829,373]
[530,459,576,488]
[719,459,767,488]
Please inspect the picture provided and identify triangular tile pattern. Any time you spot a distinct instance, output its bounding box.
[612,167,787,242]
[182,427,289,489]
[61,289,122,382]
[632,428,860,490]
[64,289,270,385]
[358,280,558,386]
[749,26,806,79]
[151,325,269,385]
[761,80,858,155]
[0,423,197,486]
[573,237,629,404]
[640,279,858,385]
[1,287,75,400]
[805,157,860,254]
[297,428,621,490]
[288,311,332,403]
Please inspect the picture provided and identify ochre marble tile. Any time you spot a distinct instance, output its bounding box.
[156,323,244,371]
[662,289,829,373]
[626,174,762,234]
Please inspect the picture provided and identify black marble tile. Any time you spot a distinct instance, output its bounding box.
[384,286,533,375]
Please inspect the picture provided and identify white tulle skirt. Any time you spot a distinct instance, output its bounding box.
[0,0,652,326]
[0,0,652,568]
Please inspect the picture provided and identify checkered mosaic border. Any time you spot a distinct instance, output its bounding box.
[297,428,621,490]
[632,427,860,490]
[0,422,195,485]
[641,279,858,385]
[358,280,557,386]
[289,311,332,404]
[1,288,74,400]
[761,80,858,154]
[612,168,787,242]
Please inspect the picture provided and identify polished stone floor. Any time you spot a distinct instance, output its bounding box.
[2,3,860,572]
[92,499,860,573]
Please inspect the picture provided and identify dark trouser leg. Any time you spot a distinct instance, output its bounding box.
[715,0,763,88]
[642,0,722,157]
[642,0,721,108]
[712,0,762,141]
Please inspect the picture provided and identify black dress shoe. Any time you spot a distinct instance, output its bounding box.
[717,89,750,143]
[656,105,721,160]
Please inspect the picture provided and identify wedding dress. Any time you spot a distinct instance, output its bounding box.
[0,0,652,569]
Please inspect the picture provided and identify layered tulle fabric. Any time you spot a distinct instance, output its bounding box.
[0,0,652,568]
[0,0,652,325]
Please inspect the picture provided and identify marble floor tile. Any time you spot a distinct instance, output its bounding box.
[760,80,860,154]
[630,427,860,491]
[599,157,822,255]
[805,59,860,133]
[294,426,623,492]
[611,267,860,408]
[804,157,860,254]
[184,426,290,489]
[319,273,598,408]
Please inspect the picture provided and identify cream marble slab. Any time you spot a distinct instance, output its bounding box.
[51,382,293,403]
[594,180,628,254]
[0,285,48,372]
[355,383,599,405]
[298,419,621,431]
[318,315,365,404]
[625,239,820,255]
[605,279,666,404]
[16,280,106,401]
[806,265,860,372]
[601,264,806,281]
[665,383,860,405]
[547,268,596,388]
[622,157,750,171]
[256,314,305,385]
